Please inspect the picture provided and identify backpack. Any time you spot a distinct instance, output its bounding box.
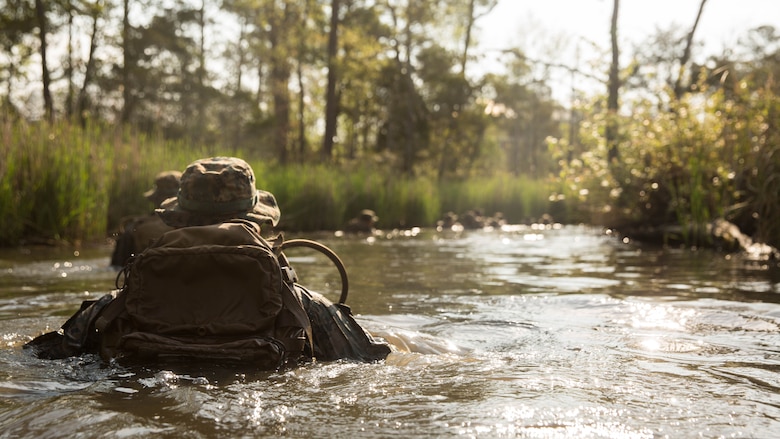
[96,220,312,370]
[110,214,173,267]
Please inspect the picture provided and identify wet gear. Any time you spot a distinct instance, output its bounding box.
[97,220,311,369]
[25,221,391,367]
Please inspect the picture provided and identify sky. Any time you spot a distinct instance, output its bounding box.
[473,0,780,100]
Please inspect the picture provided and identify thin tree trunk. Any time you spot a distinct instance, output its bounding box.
[76,5,100,127]
[120,0,132,123]
[674,0,708,99]
[66,4,75,119]
[606,0,620,163]
[459,0,475,75]
[459,0,496,75]
[196,0,206,141]
[268,6,291,164]
[236,18,246,93]
[35,0,53,122]
[322,0,341,161]
[297,59,307,163]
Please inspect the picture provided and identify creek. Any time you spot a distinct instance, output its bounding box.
[1,225,779,438]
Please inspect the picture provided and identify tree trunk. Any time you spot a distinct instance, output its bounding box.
[76,5,100,127]
[460,0,475,75]
[297,58,307,163]
[674,0,708,99]
[120,0,132,123]
[268,6,291,164]
[66,5,75,120]
[459,0,497,75]
[322,0,341,161]
[196,0,206,141]
[35,0,53,122]
[606,0,620,163]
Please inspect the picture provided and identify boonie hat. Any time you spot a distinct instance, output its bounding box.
[156,157,280,228]
[144,170,182,205]
[359,209,379,223]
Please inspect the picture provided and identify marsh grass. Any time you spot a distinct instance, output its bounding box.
[0,119,239,245]
[0,120,113,245]
[1,119,556,245]
[438,174,552,223]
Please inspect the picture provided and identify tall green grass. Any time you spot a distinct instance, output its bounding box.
[437,174,553,223]
[0,118,557,245]
[0,118,240,245]
[0,119,112,245]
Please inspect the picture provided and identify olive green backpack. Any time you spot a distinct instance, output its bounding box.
[96,220,312,370]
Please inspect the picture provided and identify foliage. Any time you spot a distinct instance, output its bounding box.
[0,118,112,245]
[0,116,236,245]
[2,0,780,251]
[0,117,557,245]
[553,75,780,248]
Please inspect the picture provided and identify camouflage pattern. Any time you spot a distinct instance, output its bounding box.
[144,170,182,207]
[156,157,280,228]
[25,156,392,366]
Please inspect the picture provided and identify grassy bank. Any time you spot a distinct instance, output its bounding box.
[0,119,558,246]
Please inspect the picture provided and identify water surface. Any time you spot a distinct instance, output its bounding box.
[1,225,779,438]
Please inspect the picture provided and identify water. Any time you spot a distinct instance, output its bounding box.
[2,225,780,438]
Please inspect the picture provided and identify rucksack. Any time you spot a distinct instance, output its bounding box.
[110,214,173,267]
[95,220,312,370]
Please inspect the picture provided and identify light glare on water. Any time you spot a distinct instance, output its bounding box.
[1,225,780,438]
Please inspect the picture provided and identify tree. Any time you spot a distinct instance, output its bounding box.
[483,57,559,178]
[34,0,53,121]
[606,0,619,163]
[72,0,104,127]
[119,0,132,123]
[624,0,708,106]
[0,0,37,116]
[673,0,708,100]
[321,0,340,161]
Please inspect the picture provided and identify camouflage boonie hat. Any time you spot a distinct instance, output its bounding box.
[156,157,280,228]
[144,170,182,206]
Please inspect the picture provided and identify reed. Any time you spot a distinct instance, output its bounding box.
[1,118,560,245]
[0,119,113,245]
[106,128,229,230]
[260,165,443,230]
[438,174,553,223]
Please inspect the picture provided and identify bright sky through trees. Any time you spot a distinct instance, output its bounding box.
[474,0,780,101]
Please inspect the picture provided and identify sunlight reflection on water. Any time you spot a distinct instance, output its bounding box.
[1,226,780,437]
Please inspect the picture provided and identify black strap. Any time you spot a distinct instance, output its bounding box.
[280,281,314,357]
[94,291,127,333]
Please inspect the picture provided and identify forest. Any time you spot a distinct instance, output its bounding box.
[1,0,779,252]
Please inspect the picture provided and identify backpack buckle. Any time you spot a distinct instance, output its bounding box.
[281,266,298,284]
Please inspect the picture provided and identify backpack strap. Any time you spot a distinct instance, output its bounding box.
[94,290,127,333]
[280,281,314,358]
[95,262,133,333]
[275,238,314,358]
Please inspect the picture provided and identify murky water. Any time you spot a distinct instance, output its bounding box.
[2,225,780,438]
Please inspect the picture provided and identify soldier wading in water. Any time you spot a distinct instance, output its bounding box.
[25,157,391,369]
